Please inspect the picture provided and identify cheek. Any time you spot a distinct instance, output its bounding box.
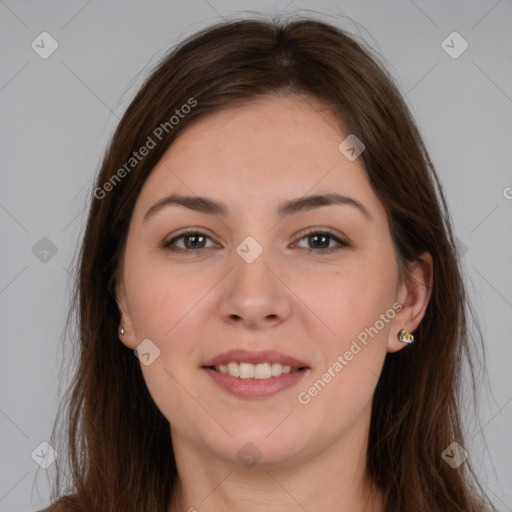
[124,260,214,429]
[295,266,394,432]
[293,254,397,345]
[294,248,397,406]
[123,251,221,383]
[124,249,205,338]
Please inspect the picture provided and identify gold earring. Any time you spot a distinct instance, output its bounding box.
[397,329,414,344]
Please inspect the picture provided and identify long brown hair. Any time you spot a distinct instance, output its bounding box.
[43,13,495,512]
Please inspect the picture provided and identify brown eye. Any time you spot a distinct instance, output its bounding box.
[306,233,331,249]
[295,229,349,255]
[163,231,215,252]
[181,233,207,249]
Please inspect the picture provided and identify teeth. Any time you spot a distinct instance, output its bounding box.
[214,362,299,379]
[227,362,239,377]
[239,362,254,379]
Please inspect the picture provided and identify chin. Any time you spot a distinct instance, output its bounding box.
[206,421,310,468]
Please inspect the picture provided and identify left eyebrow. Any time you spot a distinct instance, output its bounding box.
[143,192,373,223]
[277,193,373,221]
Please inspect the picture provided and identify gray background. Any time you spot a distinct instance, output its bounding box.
[1,1,511,511]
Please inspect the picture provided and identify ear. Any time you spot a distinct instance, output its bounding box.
[115,276,137,350]
[387,251,433,353]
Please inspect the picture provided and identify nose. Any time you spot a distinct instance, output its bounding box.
[218,249,292,330]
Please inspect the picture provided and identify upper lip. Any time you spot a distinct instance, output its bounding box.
[202,349,309,369]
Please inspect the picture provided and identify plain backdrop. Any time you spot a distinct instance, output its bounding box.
[1,1,511,511]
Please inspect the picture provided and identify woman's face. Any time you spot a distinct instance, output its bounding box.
[116,94,429,467]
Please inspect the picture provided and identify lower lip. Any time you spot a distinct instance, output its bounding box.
[202,367,309,399]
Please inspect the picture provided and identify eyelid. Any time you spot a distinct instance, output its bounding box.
[293,227,350,252]
[294,226,346,243]
[162,229,218,250]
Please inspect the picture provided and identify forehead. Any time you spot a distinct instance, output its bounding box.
[169,93,343,169]
[132,94,386,223]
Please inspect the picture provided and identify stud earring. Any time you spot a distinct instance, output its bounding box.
[397,329,414,344]
[118,327,125,335]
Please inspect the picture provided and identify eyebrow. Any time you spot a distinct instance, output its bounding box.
[143,192,373,222]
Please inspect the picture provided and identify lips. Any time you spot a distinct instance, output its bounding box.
[202,349,309,369]
[201,349,310,399]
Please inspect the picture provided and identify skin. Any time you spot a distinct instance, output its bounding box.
[115,93,433,512]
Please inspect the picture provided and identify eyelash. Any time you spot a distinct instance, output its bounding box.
[161,228,349,256]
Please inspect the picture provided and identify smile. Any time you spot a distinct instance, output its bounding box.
[211,361,302,379]
[201,349,310,399]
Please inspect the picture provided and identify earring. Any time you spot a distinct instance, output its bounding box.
[397,329,414,344]
[118,327,125,335]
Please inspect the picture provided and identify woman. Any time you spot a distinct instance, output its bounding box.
[43,14,495,512]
